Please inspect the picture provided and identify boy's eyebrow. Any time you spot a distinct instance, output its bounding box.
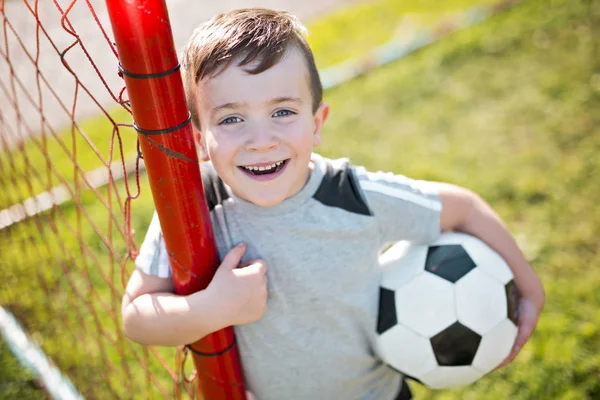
[211,102,246,114]
[211,97,302,114]
[269,96,302,105]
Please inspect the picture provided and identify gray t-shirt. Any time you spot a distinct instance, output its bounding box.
[136,153,441,400]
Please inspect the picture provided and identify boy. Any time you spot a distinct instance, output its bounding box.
[122,8,544,400]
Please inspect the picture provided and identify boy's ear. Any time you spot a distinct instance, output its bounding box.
[312,102,330,147]
[193,126,210,162]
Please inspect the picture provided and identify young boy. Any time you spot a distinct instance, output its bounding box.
[122,8,544,400]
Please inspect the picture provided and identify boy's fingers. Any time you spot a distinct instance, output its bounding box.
[495,335,523,370]
[255,260,267,274]
[495,311,538,371]
[236,260,267,275]
[220,243,246,269]
[515,302,538,348]
[514,317,535,351]
[239,259,266,269]
[495,298,542,372]
[495,351,516,370]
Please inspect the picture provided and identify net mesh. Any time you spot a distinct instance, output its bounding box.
[0,0,532,398]
[0,0,196,398]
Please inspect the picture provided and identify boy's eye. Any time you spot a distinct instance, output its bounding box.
[273,109,295,118]
[220,116,242,125]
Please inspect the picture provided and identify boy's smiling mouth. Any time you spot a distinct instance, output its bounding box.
[239,159,289,177]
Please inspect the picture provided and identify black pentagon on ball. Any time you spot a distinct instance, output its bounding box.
[430,322,482,366]
[377,287,397,334]
[425,245,476,283]
[505,279,521,326]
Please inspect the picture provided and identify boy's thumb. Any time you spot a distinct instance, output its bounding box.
[220,243,246,270]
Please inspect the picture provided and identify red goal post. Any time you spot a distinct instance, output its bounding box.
[105,1,246,398]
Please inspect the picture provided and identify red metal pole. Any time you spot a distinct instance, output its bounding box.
[105,1,246,398]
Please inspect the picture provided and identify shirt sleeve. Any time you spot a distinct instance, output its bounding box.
[354,166,442,246]
[134,212,172,278]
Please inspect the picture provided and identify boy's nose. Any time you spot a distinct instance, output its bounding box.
[245,129,279,152]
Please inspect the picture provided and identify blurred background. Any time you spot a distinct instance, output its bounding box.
[0,0,598,398]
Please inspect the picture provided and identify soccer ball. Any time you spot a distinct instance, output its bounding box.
[375,232,520,389]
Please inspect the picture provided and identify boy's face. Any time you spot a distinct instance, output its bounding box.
[194,48,329,207]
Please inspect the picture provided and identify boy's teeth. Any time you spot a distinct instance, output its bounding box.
[243,161,282,171]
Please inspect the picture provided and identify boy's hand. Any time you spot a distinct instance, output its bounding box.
[496,290,544,370]
[206,243,268,327]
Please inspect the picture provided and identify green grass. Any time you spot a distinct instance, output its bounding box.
[1,0,599,398]
[318,0,600,398]
[308,0,499,68]
[0,339,46,399]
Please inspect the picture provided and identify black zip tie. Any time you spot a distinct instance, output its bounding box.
[186,339,237,357]
[118,62,181,79]
[133,114,191,135]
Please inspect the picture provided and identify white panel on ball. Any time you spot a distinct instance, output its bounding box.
[472,319,518,373]
[380,242,427,289]
[377,325,438,378]
[455,268,507,335]
[379,241,411,265]
[463,237,513,284]
[420,365,484,389]
[429,232,464,246]
[395,273,456,337]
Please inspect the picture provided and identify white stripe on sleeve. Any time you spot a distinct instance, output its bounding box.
[359,180,442,211]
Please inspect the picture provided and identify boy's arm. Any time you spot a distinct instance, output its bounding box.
[436,182,545,367]
[354,166,542,366]
[121,269,224,346]
[122,212,229,346]
[122,242,268,347]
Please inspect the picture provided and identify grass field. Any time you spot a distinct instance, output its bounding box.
[0,339,43,399]
[1,0,599,398]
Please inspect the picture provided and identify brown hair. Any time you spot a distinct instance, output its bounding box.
[180,8,323,130]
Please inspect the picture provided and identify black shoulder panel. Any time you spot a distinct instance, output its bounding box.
[200,162,230,211]
[313,161,372,216]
